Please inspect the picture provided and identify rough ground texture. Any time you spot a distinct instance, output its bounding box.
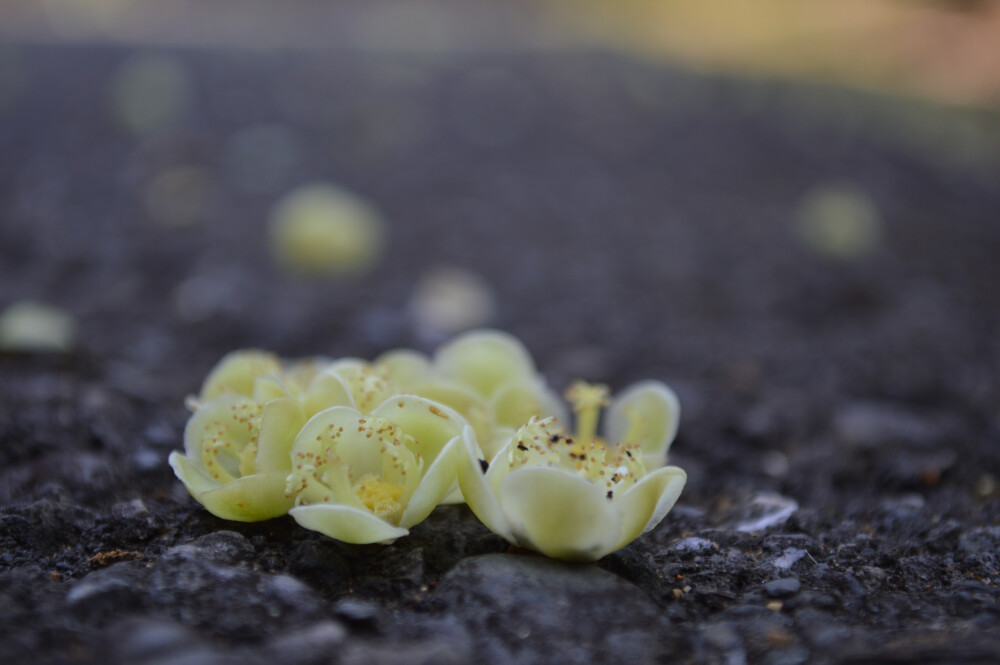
[2,44,1000,665]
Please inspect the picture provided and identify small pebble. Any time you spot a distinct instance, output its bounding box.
[764,578,801,598]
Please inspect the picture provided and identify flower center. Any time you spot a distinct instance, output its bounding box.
[285,413,423,525]
[198,398,264,483]
[353,474,405,522]
[507,415,646,500]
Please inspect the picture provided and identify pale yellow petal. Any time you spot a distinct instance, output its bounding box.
[613,466,686,551]
[371,396,466,466]
[498,467,622,561]
[169,450,219,496]
[606,381,680,467]
[455,426,514,541]
[302,369,356,416]
[292,406,381,479]
[483,426,516,462]
[182,394,257,465]
[491,380,567,429]
[399,435,463,528]
[254,397,306,473]
[411,379,494,451]
[433,329,536,398]
[375,349,431,391]
[289,504,408,544]
[200,350,282,400]
[252,374,292,403]
[189,470,294,522]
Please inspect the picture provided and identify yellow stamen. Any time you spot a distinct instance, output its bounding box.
[353,474,405,524]
[565,381,610,443]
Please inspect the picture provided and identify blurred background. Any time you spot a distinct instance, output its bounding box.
[1,0,999,502]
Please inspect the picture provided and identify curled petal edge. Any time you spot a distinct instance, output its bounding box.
[289,503,409,545]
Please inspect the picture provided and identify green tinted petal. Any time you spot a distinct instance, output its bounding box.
[455,427,514,541]
[434,329,536,398]
[612,466,686,551]
[185,469,293,522]
[302,369,356,416]
[289,504,408,544]
[605,381,680,467]
[411,379,494,451]
[498,466,621,561]
[254,397,306,473]
[200,350,282,400]
[492,379,567,429]
[399,435,463,528]
[375,349,432,391]
[371,395,466,466]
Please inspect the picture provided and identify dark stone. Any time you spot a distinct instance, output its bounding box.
[66,560,149,615]
[764,577,801,597]
[331,599,382,632]
[433,554,676,664]
[160,531,255,566]
[262,621,348,664]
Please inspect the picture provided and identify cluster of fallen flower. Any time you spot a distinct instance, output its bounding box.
[169,330,686,561]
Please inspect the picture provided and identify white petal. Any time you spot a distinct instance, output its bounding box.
[491,379,567,429]
[433,329,536,398]
[293,406,381,477]
[375,349,431,391]
[498,467,622,561]
[605,381,680,467]
[252,374,292,403]
[438,486,466,505]
[302,369,356,416]
[455,426,514,541]
[169,451,219,496]
[289,504,409,544]
[254,397,306,473]
[172,456,293,522]
[483,426,516,462]
[182,394,254,461]
[411,379,494,451]
[613,466,687,550]
[371,395,466,465]
[399,435,463,528]
[200,350,282,400]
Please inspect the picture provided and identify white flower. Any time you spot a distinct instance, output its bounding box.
[375,329,566,460]
[169,393,307,521]
[284,396,470,544]
[456,382,686,561]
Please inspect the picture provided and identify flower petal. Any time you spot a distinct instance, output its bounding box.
[169,450,219,496]
[456,426,514,541]
[491,379,567,430]
[434,329,536,398]
[253,397,306,473]
[184,394,259,481]
[302,369,356,416]
[375,349,431,391]
[200,350,282,400]
[411,379,494,451]
[371,395,466,466]
[252,374,293,403]
[289,504,409,544]
[176,462,294,522]
[613,466,686,551]
[293,406,381,478]
[399,435,463,529]
[498,467,622,561]
[605,381,680,467]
